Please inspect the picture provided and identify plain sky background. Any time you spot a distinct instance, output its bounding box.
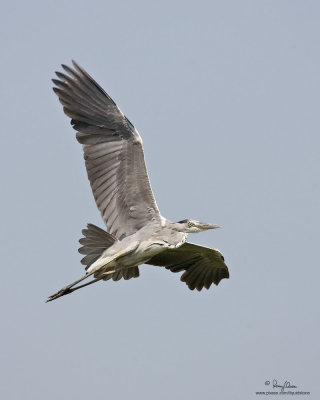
[1,1,319,399]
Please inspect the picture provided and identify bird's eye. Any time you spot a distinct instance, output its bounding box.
[188,221,194,228]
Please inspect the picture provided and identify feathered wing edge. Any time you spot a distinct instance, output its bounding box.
[78,223,140,280]
[52,61,162,240]
[79,223,117,270]
[146,242,229,291]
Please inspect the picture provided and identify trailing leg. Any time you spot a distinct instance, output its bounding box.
[46,271,95,302]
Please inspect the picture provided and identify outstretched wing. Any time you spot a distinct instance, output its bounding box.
[146,242,229,291]
[53,61,161,239]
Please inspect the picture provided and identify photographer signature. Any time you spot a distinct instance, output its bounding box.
[273,379,297,392]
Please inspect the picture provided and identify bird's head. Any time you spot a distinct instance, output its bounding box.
[177,219,221,233]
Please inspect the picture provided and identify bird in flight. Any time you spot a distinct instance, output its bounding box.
[47,61,229,302]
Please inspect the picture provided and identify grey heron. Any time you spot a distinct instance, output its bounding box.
[47,61,229,302]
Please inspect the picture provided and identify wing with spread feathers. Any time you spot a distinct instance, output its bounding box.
[147,242,229,290]
[53,61,161,239]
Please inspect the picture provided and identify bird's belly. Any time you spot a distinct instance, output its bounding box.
[120,241,166,267]
[88,232,186,274]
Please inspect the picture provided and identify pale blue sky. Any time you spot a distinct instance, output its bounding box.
[1,1,319,399]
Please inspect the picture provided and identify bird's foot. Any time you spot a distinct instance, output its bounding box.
[46,286,73,302]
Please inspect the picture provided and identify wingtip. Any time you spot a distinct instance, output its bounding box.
[72,60,85,75]
[61,63,75,75]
